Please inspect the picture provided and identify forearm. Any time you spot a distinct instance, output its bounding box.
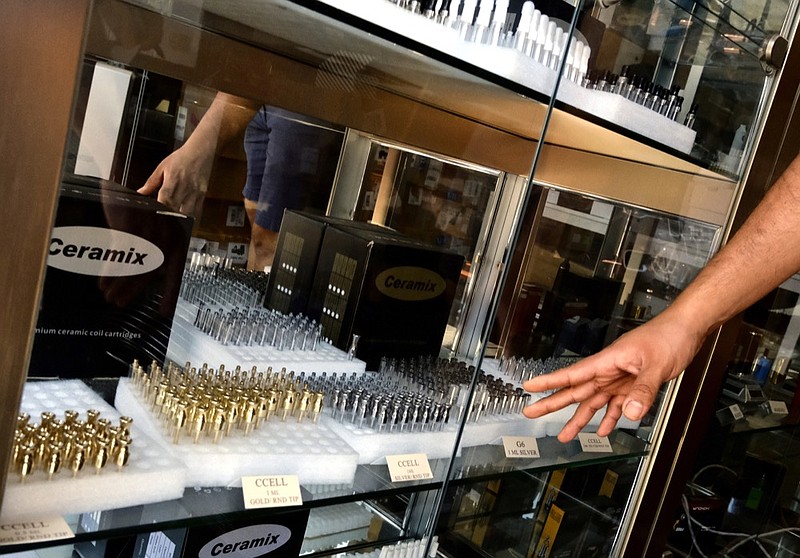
[183,92,259,156]
[662,155,800,340]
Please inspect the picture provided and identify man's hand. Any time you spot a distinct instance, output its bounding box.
[522,314,705,442]
[137,143,212,217]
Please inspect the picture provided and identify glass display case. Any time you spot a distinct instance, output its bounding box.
[657,272,800,557]
[1,0,799,557]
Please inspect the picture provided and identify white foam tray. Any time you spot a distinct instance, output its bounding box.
[2,380,186,520]
[557,80,696,154]
[167,300,366,375]
[114,378,359,487]
[316,0,695,154]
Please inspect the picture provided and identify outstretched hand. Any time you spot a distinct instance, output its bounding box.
[522,313,706,442]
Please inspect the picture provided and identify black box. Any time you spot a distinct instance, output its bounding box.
[29,178,193,378]
[307,224,464,368]
[265,210,401,315]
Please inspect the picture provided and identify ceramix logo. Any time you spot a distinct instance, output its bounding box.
[376,266,446,301]
[198,525,291,558]
[48,226,164,277]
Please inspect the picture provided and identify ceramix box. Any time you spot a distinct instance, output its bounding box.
[307,222,464,369]
[29,177,192,378]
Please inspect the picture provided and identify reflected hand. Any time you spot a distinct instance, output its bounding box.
[137,142,212,216]
[522,314,704,442]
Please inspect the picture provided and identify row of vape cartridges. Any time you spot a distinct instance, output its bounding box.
[129,360,330,444]
[181,254,269,308]
[387,0,592,82]
[328,356,532,431]
[583,67,698,127]
[12,410,133,483]
[193,303,323,350]
[497,355,579,385]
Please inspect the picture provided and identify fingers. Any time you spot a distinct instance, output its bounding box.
[522,378,601,419]
[137,168,164,197]
[556,391,610,442]
[618,364,663,421]
[522,356,602,393]
[596,394,625,437]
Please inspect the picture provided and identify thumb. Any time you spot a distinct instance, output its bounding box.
[621,379,659,421]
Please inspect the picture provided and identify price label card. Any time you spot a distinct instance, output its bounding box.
[729,404,744,420]
[769,400,789,415]
[0,517,74,546]
[242,475,303,509]
[502,436,541,458]
[386,453,433,483]
[578,433,613,453]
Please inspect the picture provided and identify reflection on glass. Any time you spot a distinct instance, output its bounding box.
[498,188,718,359]
[352,142,502,340]
[570,0,782,171]
[667,274,800,555]
[493,187,719,438]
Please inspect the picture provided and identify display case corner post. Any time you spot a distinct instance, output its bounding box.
[0,0,92,510]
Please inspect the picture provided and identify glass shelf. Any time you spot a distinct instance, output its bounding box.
[2,378,646,555]
[120,0,778,175]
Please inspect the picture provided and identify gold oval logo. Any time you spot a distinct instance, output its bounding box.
[376,266,447,301]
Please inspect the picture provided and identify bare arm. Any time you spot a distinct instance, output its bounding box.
[523,154,800,441]
[137,92,259,215]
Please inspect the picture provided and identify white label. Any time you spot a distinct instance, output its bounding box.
[145,531,176,558]
[197,524,291,558]
[578,433,613,453]
[75,62,133,179]
[502,436,541,458]
[463,178,481,198]
[386,453,433,482]
[0,516,74,546]
[226,206,246,227]
[241,475,302,509]
[48,226,164,276]
[729,404,744,420]
[227,242,248,264]
[769,400,789,415]
[174,106,188,142]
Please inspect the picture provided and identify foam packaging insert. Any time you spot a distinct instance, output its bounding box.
[167,300,366,375]
[316,0,695,155]
[114,378,359,487]
[2,380,186,520]
[321,417,460,465]
[556,80,696,154]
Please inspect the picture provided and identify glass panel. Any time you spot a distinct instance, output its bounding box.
[488,185,719,445]
[349,140,503,348]
[438,459,643,557]
[554,0,788,174]
[666,273,800,556]
[5,0,795,553]
[7,0,556,554]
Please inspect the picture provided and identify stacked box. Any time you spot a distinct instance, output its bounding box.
[29,177,193,378]
[266,211,464,369]
[307,225,464,368]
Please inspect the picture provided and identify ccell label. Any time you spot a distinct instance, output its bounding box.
[48,226,164,277]
[198,525,291,558]
[376,266,446,301]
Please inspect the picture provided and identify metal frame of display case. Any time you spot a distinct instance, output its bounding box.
[0,0,94,511]
[2,0,800,556]
[623,35,800,556]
